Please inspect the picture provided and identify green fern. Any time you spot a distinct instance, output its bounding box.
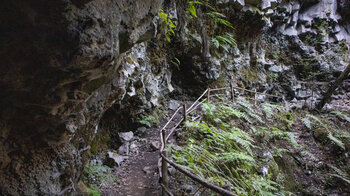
[207,12,234,29]
[248,112,264,124]
[327,132,345,150]
[300,150,318,161]
[273,148,290,158]
[237,98,254,113]
[331,110,350,122]
[302,117,312,129]
[220,151,255,163]
[262,104,275,118]
[211,33,237,55]
[241,112,253,124]
[286,132,300,148]
[329,166,350,184]
[158,9,176,42]
[306,114,325,127]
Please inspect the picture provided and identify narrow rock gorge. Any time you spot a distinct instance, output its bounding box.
[0,0,349,195]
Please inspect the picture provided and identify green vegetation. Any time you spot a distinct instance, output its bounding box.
[211,32,237,57]
[158,9,176,42]
[87,187,100,196]
[168,99,296,195]
[83,162,119,195]
[89,132,111,155]
[139,113,160,128]
[167,97,350,195]
[302,111,350,150]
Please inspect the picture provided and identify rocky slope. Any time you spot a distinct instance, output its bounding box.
[0,0,349,195]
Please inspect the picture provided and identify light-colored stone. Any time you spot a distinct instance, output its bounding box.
[105,151,127,167]
[118,142,130,155]
[119,131,134,142]
[168,99,180,110]
[150,141,160,151]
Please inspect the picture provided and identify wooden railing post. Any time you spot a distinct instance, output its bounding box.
[183,104,187,122]
[254,88,257,105]
[207,88,210,102]
[161,129,168,196]
[230,83,234,103]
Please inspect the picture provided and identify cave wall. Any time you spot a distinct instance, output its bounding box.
[167,0,349,106]
[0,0,349,195]
[0,0,164,195]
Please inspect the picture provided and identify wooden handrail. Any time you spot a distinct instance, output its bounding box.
[186,89,209,112]
[160,153,237,196]
[160,107,182,151]
[209,87,229,91]
[187,99,206,114]
[160,107,181,132]
[166,117,184,141]
[160,183,174,196]
[159,85,286,195]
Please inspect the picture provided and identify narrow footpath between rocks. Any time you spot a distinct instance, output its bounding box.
[100,104,185,196]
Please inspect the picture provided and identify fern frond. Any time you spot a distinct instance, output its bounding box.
[248,112,264,123]
[220,151,255,163]
[237,98,254,113]
[262,104,274,118]
[331,110,350,122]
[302,117,312,129]
[241,112,253,124]
[306,114,324,126]
[207,12,234,29]
[330,166,350,184]
[286,132,300,148]
[211,37,220,49]
[327,132,345,150]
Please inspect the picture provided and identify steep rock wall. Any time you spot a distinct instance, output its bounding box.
[0,0,163,195]
[0,0,349,195]
[168,0,349,108]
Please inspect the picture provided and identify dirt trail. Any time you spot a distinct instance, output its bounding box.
[101,111,184,196]
[98,127,161,196]
[113,150,161,196]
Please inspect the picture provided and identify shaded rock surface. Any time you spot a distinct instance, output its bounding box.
[0,0,163,195]
[0,0,349,195]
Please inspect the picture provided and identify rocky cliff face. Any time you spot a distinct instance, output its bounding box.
[168,0,349,107]
[0,0,349,195]
[0,0,164,195]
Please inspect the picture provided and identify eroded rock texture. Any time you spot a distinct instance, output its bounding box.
[0,0,349,195]
[0,0,163,195]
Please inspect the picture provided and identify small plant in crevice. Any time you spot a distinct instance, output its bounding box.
[139,114,159,128]
[170,57,181,70]
[183,0,237,58]
[158,9,176,42]
[211,32,237,57]
[82,162,119,195]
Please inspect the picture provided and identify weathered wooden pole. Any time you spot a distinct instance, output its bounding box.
[316,63,350,111]
[161,129,168,196]
[230,83,235,103]
[183,104,187,122]
[207,88,210,102]
[254,88,257,105]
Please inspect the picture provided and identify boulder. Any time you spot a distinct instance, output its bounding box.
[150,141,161,151]
[168,100,181,110]
[118,142,130,155]
[105,151,127,167]
[119,131,134,142]
[136,127,147,137]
